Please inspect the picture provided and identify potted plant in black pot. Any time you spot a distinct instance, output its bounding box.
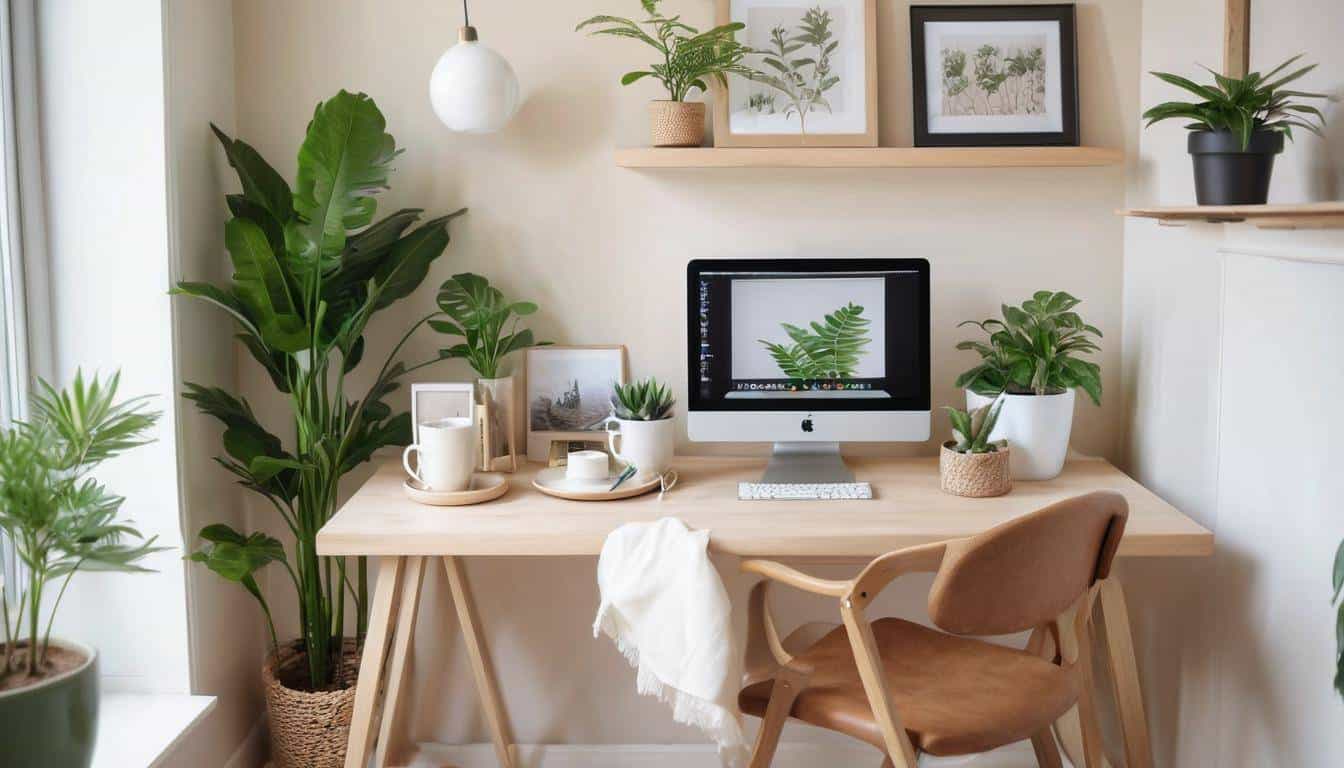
[1143,55,1327,205]
[0,371,163,768]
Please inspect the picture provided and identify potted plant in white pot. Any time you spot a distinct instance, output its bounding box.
[940,399,1010,498]
[955,291,1102,481]
[1143,55,1327,205]
[173,90,464,767]
[577,0,758,147]
[432,273,549,471]
[607,378,676,482]
[0,371,163,768]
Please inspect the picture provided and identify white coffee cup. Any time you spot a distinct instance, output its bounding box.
[606,417,674,482]
[566,450,610,482]
[403,417,477,492]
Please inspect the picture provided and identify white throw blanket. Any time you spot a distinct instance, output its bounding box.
[594,517,747,767]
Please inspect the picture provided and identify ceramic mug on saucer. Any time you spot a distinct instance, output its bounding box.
[566,450,610,482]
[403,417,477,492]
[605,417,674,482]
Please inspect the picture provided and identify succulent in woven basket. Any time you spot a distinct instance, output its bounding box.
[611,378,675,421]
[944,399,1006,454]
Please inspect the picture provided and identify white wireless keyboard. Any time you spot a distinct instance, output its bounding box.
[738,482,873,501]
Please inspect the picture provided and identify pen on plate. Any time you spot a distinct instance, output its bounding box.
[609,464,637,492]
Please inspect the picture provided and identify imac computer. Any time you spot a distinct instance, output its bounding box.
[687,258,930,486]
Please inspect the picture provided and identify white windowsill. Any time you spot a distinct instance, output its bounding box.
[93,693,216,768]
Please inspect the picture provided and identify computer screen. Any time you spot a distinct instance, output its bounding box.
[688,258,930,414]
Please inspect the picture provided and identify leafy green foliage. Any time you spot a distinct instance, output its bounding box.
[0,371,164,679]
[173,91,464,690]
[944,399,1006,454]
[577,0,757,102]
[750,7,840,134]
[759,303,871,381]
[955,291,1103,405]
[1143,55,1327,149]
[431,273,549,379]
[611,378,675,421]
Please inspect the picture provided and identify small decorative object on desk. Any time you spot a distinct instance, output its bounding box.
[1142,55,1326,205]
[940,399,1011,497]
[547,439,610,468]
[526,345,628,460]
[956,290,1100,481]
[432,272,551,473]
[606,377,677,483]
[577,0,757,147]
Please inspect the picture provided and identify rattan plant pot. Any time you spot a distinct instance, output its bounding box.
[940,442,1012,498]
[263,639,361,768]
[649,100,705,147]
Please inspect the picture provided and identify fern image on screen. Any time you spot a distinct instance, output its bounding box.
[758,302,872,380]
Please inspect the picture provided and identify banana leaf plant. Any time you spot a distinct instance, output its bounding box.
[173,90,464,690]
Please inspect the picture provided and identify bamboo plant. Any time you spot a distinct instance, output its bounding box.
[0,371,163,679]
[174,91,464,690]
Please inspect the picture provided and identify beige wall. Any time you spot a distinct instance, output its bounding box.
[229,0,1139,753]
[1121,0,1344,765]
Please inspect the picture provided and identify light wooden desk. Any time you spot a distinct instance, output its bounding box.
[318,456,1212,768]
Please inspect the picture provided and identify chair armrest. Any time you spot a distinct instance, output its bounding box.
[849,542,948,606]
[741,559,852,597]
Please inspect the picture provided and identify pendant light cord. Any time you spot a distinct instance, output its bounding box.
[462,0,470,27]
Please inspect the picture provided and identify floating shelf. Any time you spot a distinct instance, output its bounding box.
[615,146,1124,169]
[1119,202,1344,230]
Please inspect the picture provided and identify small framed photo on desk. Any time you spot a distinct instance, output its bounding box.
[525,345,628,461]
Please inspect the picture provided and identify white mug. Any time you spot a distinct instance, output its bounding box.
[605,417,674,482]
[403,417,477,492]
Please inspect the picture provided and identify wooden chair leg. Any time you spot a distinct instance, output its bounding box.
[1031,729,1064,768]
[345,557,406,768]
[879,757,895,768]
[1073,593,1106,768]
[1098,577,1154,768]
[747,666,807,768]
[444,556,517,768]
[840,601,919,768]
[375,556,426,768]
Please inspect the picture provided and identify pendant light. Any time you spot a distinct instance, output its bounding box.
[429,0,521,133]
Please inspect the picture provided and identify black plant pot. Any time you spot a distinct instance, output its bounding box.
[1188,130,1284,205]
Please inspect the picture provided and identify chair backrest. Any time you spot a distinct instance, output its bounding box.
[926,491,1128,636]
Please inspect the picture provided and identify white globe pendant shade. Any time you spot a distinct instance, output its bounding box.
[429,27,520,133]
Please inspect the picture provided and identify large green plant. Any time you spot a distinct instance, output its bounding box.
[431,273,547,378]
[955,291,1102,405]
[1143,55,1327,149]
[173,91,463,690]
[0,371,163,679]
[758,302,871,381]
[577,0,757,102]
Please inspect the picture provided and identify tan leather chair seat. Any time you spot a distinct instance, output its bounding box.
[739,617,1079,756]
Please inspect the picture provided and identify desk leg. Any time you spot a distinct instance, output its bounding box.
[444,556,517,768]
[1099,577,1154,768]
[376,556,426,768]
[346,556,406,768]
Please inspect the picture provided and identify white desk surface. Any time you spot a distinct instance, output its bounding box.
[316,456,1212,559]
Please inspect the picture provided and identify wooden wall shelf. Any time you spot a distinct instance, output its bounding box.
[1120,202,1344,230]
[615,146,1123,169]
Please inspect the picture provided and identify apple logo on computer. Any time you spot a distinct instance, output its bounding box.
[801,417,814,433]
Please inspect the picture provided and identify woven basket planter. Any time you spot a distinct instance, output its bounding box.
[939,442,1012,498]
[649,100,705,147]
[263,639,361,768]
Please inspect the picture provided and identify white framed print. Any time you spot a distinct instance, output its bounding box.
[410,382,476,442]
[714,0,878,147]
[525,345,628,461]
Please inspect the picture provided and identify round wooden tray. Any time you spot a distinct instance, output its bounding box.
[531,466,661,501]
[403,473,509,506]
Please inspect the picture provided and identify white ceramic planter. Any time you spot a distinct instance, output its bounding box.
[966,389,1075,481]
[605,417,675,482]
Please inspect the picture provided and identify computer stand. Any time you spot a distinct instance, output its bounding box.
[761,442,855,484]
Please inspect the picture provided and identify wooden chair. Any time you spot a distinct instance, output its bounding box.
[738,491,1128,768]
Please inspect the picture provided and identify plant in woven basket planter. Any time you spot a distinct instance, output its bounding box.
[939,399,1010,498]
[172,90,464,767]
[578,0,758,146]
[1143,54,1327,204]
[0,371,163,768]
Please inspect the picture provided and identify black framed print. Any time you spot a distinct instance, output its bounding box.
[910,4,1078,147]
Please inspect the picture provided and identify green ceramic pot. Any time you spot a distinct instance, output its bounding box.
[0,639,99,768]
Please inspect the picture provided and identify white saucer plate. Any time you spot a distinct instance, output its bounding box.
[531,466,661,501]
[403,473,509,506]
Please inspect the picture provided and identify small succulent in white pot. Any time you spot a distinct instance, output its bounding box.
[611,378,675,421]
[940,399,1011,498]
[607,378,676,481]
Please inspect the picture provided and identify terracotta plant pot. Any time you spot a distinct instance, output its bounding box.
[649,100,705,147]
[940,442,1012,498]
[0,639,99,768]
[263,639,361,768]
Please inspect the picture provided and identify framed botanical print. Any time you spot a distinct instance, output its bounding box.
[911,4,1079,147]
[714,0,878,147]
